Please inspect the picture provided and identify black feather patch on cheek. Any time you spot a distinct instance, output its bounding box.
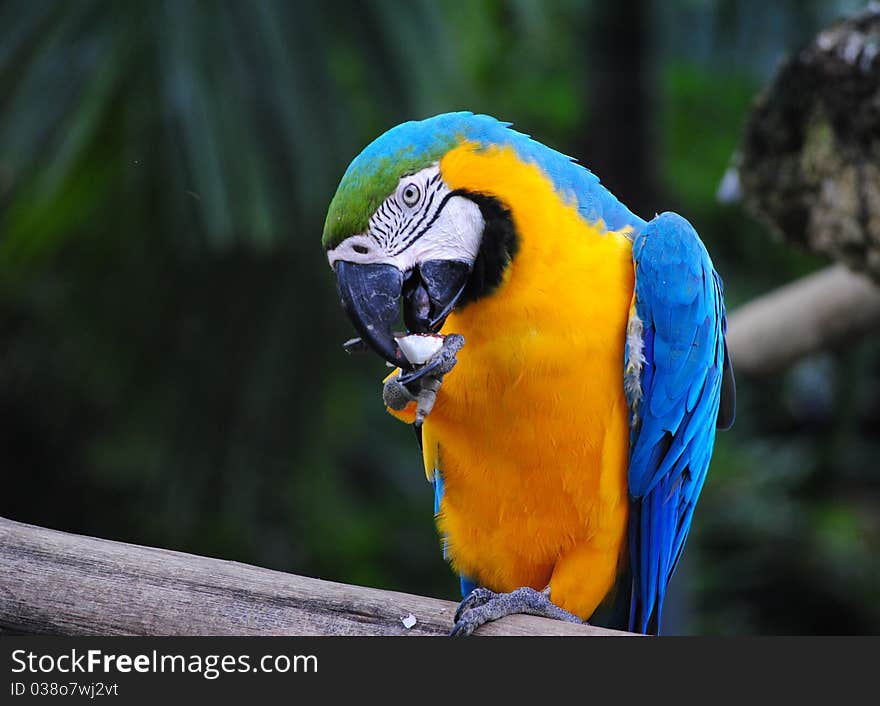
[454,191,520,308]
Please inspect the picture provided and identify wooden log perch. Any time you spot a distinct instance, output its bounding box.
[726,263,880,375]
[0,517,631,637]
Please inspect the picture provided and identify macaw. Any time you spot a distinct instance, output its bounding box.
[323,112,735,635]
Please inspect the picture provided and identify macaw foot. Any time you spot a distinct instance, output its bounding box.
[450,586,584,637]
[383,333,465,426]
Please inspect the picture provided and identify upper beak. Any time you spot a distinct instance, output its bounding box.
[334,259,470,369]
[334,261,405,367]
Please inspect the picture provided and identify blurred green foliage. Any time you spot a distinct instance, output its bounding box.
[1,0,877,634]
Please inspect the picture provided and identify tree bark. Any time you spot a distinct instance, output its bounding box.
[726,264,880,375]
[0,517,631,637]
[737,6,880,282]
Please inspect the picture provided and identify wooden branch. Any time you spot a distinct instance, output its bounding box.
[0,517,630,637]
[726,264,880,375]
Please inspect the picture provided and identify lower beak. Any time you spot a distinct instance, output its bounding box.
[334,260,470,369]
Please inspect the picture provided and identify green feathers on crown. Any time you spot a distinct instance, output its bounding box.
[322,141,456,249]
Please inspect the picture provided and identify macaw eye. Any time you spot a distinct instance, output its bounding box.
[401,183,421,207]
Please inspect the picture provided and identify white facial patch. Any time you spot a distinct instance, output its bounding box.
[326,164,484,271]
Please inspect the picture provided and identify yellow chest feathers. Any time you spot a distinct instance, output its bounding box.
[416,144,635,598]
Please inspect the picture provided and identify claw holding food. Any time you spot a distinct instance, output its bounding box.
[382,374,417,411]
[382,333,465,425]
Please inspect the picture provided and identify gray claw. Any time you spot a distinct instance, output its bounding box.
[449,587,584,637]
[432,333,465,375]
[454,587,497,623]
[413,334,465,425]
[383,375,417,411]
[382,334,465,423]
[449,609,485,637]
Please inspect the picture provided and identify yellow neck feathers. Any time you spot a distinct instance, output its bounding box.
[439,142,635,355]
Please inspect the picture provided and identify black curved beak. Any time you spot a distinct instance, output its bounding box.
[334,259,470,369]
[335,261,405,367]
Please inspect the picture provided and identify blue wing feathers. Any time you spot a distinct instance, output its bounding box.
[434,466,478,599]
[432,469,444,516]
[625,212,730,634]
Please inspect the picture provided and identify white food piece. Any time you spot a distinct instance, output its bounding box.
[395,334,444,365]
[401,613,417,629]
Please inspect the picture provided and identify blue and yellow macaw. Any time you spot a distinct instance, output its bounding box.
[323,113,735,635]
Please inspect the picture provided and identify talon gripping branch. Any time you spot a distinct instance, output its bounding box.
[323,113,735,635]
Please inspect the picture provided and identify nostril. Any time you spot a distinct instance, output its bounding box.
[353,244,369,255]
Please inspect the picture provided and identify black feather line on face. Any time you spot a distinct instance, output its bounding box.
[455,191,520,309]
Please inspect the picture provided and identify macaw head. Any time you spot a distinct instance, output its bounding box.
[323,112,520,369]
